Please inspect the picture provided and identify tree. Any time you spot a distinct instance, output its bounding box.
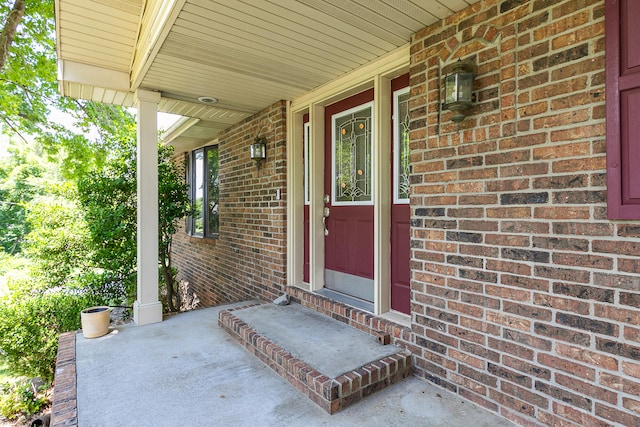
[78,138,191,311]
[0,2,193,387]
[0,1,131,180]
[23,190,93,289]
[0,1,58,138]
[158,145,191,312]
[1,0,193,310]
[76,120,138,300]
[0,142,43,254]
[0,0,24,71]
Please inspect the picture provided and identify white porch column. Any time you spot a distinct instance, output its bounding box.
[373,76,392,315]
[133,89,163,326]
[308,103,326,291]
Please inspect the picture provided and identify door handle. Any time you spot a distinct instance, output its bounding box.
[322,207,330,236]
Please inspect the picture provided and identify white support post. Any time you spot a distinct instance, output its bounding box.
[286,103,305,288]
[309,103,326,291]
[374,76,392,315]
[133,89,163,326]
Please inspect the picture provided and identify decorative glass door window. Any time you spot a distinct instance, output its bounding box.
[394,88,410,203]
[332,102,374,205]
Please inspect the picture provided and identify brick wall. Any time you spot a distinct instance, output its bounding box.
[410,0,640,425]
[172,101,288,307]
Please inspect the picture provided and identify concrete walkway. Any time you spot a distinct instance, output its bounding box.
[76,303,515,426]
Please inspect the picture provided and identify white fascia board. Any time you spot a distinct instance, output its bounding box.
[161,116,200,145]
[57,60,130,92]
[130,0,186,90]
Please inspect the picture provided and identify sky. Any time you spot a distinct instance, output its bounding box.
[0,110,181,158]
[48,108,180,133]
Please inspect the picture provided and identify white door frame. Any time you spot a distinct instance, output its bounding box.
[286,45,409,315]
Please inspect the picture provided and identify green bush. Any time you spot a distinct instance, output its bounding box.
[0,251,30,277]
[0,379,48,421]
[0,286,108,382]
[23,195,93,289]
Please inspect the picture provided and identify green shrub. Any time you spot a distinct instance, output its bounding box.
[0,286,108,382]
[0,379,48,421]
[0,252,30,277]
[23,196,93,289]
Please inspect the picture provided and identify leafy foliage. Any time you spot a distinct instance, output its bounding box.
[0,139,47,254]
[23,192,92,288]
[76,131,137,299]
[78,172,137,296]
[158,145,191,312]
[0,284,108,381]
[0,379,48,421]
[0,1,136,180]
[0,0,57,138]
[76,119,191,307]
[0,1,192,387]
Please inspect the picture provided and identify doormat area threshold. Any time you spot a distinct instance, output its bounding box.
[218,302,412,414]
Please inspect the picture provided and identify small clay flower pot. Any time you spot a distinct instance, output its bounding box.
[80,306,111,338]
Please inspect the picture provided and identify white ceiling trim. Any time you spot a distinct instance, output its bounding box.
[162,116,200,146]
[57,60,130,94]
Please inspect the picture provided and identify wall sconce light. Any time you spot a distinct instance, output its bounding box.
[442,59,476,124]
[250,135,267,162]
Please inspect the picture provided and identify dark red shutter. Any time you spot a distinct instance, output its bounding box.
[607,0,640,219]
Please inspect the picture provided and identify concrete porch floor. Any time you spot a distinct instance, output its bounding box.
[65,302,515,426]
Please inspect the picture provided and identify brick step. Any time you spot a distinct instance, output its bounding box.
[218,303,413,414]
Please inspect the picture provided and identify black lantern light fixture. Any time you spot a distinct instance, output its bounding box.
[250,135,267,163]
[442,59,476,125]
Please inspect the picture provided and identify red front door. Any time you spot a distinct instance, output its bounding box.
[324,90,375,302]
[302,83,411,313]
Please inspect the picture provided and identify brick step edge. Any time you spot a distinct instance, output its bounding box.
[218,307,413,414]
[51,331,78,427]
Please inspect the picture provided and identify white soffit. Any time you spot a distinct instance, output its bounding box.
[144,0,475,110]
[55,0,144,78]
[55,0,476,149]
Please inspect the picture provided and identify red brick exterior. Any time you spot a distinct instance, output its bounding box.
[169,1,640,425]
[51,332,77,427]
[172,101,288,306]
[409,0,640,425]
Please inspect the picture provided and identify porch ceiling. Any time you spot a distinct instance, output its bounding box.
[55,0,476,152]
